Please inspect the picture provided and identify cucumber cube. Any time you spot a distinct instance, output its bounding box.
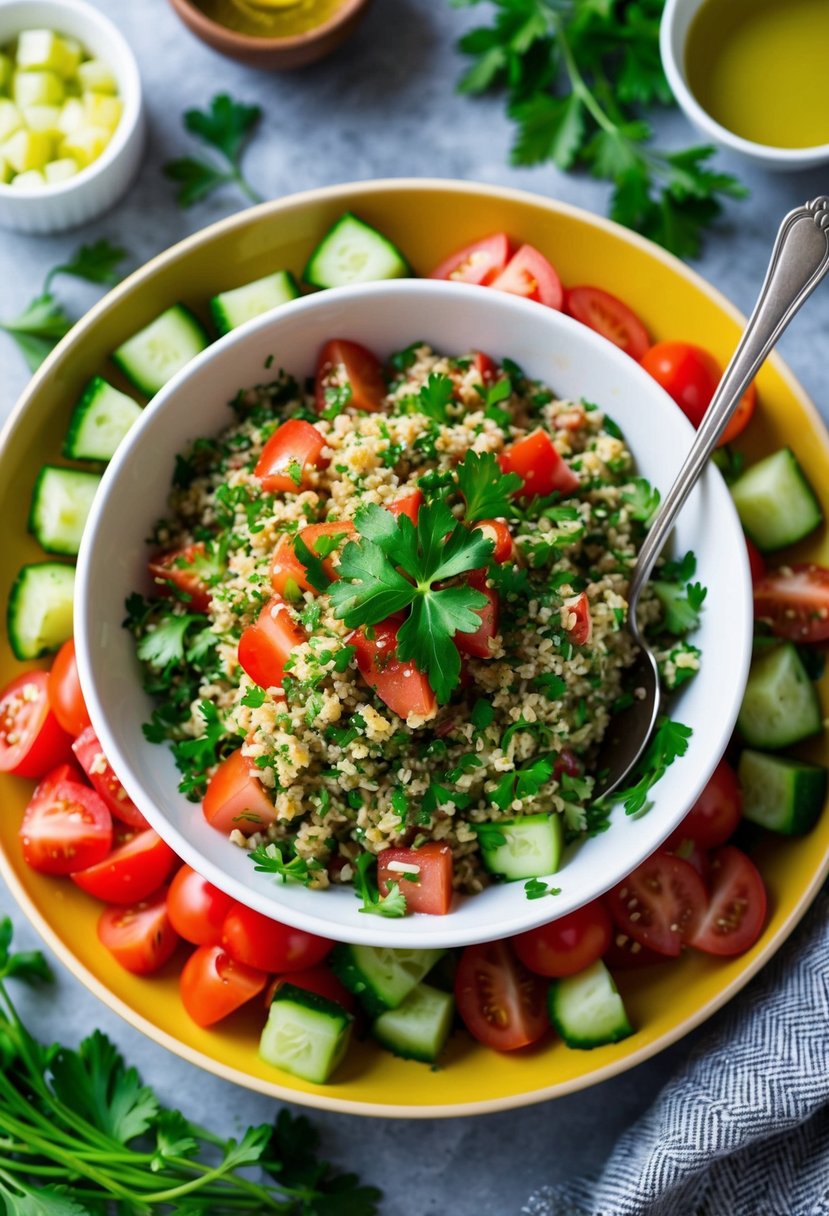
[738,749,827,836]
[44,156,79,183]
[373,983,455,1063]
[259,985,353,1084]
[2,128,51,172]
[59,125,110,167]
[549,959,633,1049]
[0,156,11,183]
[13,69,65,108]
[10,168,45,188]
[57,97,84,135]
[476,814,563,880]
[22,103,61,134]
[82,92,122,131]
[0,99,23,142]
[16,30,80,77]
[77,59,118,95]
[730,448,822,552]
[738,643,822,749]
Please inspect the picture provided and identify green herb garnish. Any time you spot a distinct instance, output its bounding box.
[164,93,263,207]
[456,449,523,522]
[524,877,561,899]
[353,852,408,917]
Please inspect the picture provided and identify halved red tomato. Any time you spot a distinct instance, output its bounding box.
[753,564,829,643]
[221,903,332,973]
[429,233,511,286]
[565,286,650,360]
[19,769,112,874]
[455,939,549,1051]
[148,541,214,614]
[237,595,305,690]
[72,828,177,903]
[455,575,499,659]
[202,749,276,835]
[180,944,268,1027]
[562,591,592,645]
[603,932,668,970]
[47,640,92,738]
[315,339,387,413]
[666,758,742,851]
[0,671,72,779]
[387,488,423,524]
[689,846,767,957]
[98,887,179,975]
[640,341,757,446]
[499,430,579,498]
[473,351,498,383]
[254,419,329,494]
[512,900,613,978]
[72,726,148,830]
[167,863,236,945]
[377,841,454,915]
[351,619,436,721]
[746,536,766,585]
[266,965,356,1013]
[473,519,513,563]
[606,850,708,958]
[490,244,564,310]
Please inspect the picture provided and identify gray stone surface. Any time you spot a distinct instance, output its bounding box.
[0,2,827,1211]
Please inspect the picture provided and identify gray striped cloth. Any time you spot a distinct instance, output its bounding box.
[524,889,829,1216]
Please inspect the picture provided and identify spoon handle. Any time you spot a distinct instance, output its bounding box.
[628,196,829,608]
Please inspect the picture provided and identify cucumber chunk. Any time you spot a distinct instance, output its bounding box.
[112,304,209,397]
[209,269,300,336]
[738,749,827,835]
[730,448,822,552]
[549,959,633,1050]
[373,983,454,1063]
[303,213,411,289]
[63,376,142,462]
[475,814,563,880]
[28,465,101,555]
[737,643,822,749]
[7,562,74,659]
[330,944,445,1018]
[259,983,352,1084]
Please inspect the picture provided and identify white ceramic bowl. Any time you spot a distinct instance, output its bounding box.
[660,0,829,171]
[75,280,753,948]
[0,0,144,233]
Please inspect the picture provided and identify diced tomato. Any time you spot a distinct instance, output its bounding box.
[299,521,355,579]
[640,341,757,446]
[689,846,767,957]
[490,244,564,310]
[377,841,454,915]
[562,591,592,646]
[202,749,276,835]
[221,903,332,973]
[0,671,72,779]
[315,338,387,414]
[473,519,513,563]
[148,542,213,614]
[72,726,149,830]
[266,965,357,1013]
[237,595,305,690]
[455,574,499,659]
[753,564,829,643]
[455,939,549,1051]
[19,769,112,875]
[429,233,511,286]
[746,536,766,585]
[72,829,177,903]
[500,430,579,499]
[254,419,329,494]
[606,850,708,958]
[167,863,236,945]
[553,749,580,779]
[351,619,436,721]
[270,534,313,600]
[512,900,613,978]
[98,887,179,975]
[564,286,651,360]
[473,351,499,383]
[666,759,742,850]
[387,488,423,524]
[47,640,92,738]
[181,944,268,1027]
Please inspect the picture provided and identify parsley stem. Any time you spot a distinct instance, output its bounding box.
[551,13,616,137]
[232,167,264,205]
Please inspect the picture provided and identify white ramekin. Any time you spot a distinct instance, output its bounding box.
[0,0,145,233]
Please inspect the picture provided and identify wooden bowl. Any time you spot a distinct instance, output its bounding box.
[166,0,371,69]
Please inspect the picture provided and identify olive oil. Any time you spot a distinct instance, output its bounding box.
[198,0,344,38]
[686,0,829,149]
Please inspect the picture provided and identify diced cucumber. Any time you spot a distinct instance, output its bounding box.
[330,944,446,1018]
[44,156,78,184]
[59,124,109,168]
[10,168,44,188]
[373,983,454,1063]
[21,103,61,134]
[259,983,352,1084]
[0,100,23,142]
[57,97,83,135]
[209,270,300,337]
[63,376,142,462]
[303,212,411,289]
[475,814,563,880]
[28,465,101,555]
[16,30,81,78]
[112,305,209,397]
[82,92,122,131]
[738,749,827,835]
[737,642,822,749]
[2,127,50,172]
[549,959,633,1049]
[7,562,74,659]
[730,448,822,552]
[13,69,64,108]
[77,59,117,95]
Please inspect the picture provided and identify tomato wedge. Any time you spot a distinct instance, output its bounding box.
[455,575,499,659]
[473,351,498,383]
[753,564,829,643]
[72,828,177,903]
[255,419,329,494]
[167,863,236,945]
[202,748,276,835]
[19,768,112,875]
[72,726,149,830]
[148,541,214,614]
[565,286,650,360]
[455,939,549,1051]
[499,430,579,498]
[640,341,757,446]
[237,595,305,690]
[429,233,511,286]
[98,887,179,975]
[490,244,564,310]
[512,900,613,978]
[221,903,332,973]
[562,591,592,645]
[689,846,767,957]
[473,519,513,563]
[180,944,268,1027]
[387,488,423,524]
[377,841,454,915]
[745,536,766,585]
[351,619,436,721]
[666,758,742,850]
[47,640,92,738]
[271,522,355,599]
[315,339,387,413]
[606,850,708,957]
[0,671,72,779]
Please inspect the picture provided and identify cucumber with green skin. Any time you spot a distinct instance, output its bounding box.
[63,377,142,462]
[474,814,563,880]
[372,983,455,1063]
[549,959,633,1050]
[7,562,74,659]
[730,448,822,552]
[330,944,446,1018]
[737,643,822,750]
[112,304,209,397]
[303,213,411,289]
[28,465,101,556]
[209,270,300,337]
[259,983,353,1084]
[738,749,827,835]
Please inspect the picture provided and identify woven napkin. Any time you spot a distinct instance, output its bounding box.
[523,889,829,1216]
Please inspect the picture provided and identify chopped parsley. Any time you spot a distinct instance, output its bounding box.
[250,841,317,886]
[652,580,707,635]
[456,450,522,522]
[412,372,455,422]
[524,878,561,900]
[353,853,407,917]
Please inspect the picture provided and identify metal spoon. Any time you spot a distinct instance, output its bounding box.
[595,196,829,797]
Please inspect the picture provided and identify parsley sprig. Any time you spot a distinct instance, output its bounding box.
[164,94,264,208]
[353,853,408,917]
[457,450,523,521]
[606,716,692,815]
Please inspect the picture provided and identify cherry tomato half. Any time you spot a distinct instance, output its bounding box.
[606,850,708,958]
[565,286,650,360]
[377,842,454,915]
[688,846,767,957]
[753,564,829,643]
[512,900,613,978]
[386,488,423,524]
[148,542,214,614]
[167,863,236,945]
[666,758,742,851]
[180,945,268,1027]
[499,430,579,499]
[72,829,177,904]
[745,536,766,585]
[429,233,512,286]
[202,749,276,836]
[0,671,72,779]
[455,939,549,1051]
[254,419,329,494]
[351,619,436,721]
[454,574,499,660]
[221,903,332,973]
[490,244,564,310]
[98,887,179,975]
[47,640,92,738]
[237,595,306,691]
[20,768,112,875]
[315,339,387,413]
[72,726,148,830]
[640,341,757,446]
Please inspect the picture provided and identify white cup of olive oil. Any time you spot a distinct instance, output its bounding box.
[661,0,829,170]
